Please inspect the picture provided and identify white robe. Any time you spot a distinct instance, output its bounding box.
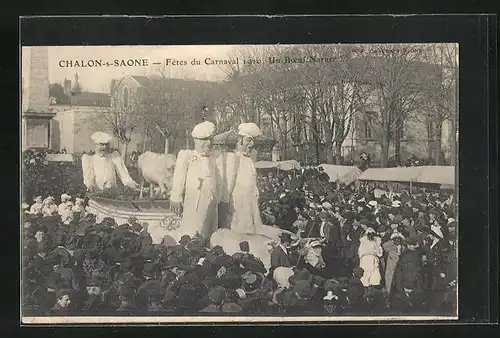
[358,235,383,287]
[170,150,223,240]
[29,202,43,215]
[42,203,58,217]
[58,203,69,216]
[82,151,137,192]
[222,152,263,235]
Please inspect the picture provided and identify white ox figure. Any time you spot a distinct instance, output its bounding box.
[137,151,176,199]
[210,227,326,276]
[210,226,294,274]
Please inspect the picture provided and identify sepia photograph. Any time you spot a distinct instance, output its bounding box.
[20,43,458,323]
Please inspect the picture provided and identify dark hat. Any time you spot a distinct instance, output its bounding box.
[210,245,225,257]
[352,266,364,278]
[289,268,313,285]
[324,279,343,293]
[161,235,178,247]
[239,241,250,252]
[143,262,158,277]
[231,252,244,264]
[401,208,414,220]
[186,239,204,253]
[119,285,136,299]
[291,280,314,298]
[279,232,292,242]
[241,255,267,274]
[406,235,420,246]
[56,288,73,299]
[72,249,86,264]
[87,274,103,287]
[118,223,131,230]
[318,210,328,218]
[102,217,116,228]
[214,254,234,269]
[131,222,143,232]
[377,225,388,233]
[241,272,264,294]
[221,302,243,313]
[46,274,62,290]
[208,285,226,305]
[116,272,135,286]
[179,235,191,246]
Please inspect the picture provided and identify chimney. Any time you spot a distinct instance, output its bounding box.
[110,79,117,94]
[63,78,72,97]
[22,46,49,113]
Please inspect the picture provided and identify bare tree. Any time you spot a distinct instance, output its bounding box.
[421,43,458,165]
[93,79,145,162]
[295,44,371,164]
[359,44,437,167]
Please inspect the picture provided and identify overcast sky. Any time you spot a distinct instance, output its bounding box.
[40,45,242,92]
[22,44,457,93]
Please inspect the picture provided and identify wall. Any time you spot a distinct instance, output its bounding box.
[53,110,75,152]
[25,118,50,148]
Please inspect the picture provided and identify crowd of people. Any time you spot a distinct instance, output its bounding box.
[22,166,457,317]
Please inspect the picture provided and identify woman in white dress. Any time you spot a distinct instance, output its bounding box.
[358,228,383,288]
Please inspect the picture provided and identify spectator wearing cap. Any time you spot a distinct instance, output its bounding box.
[116,285,136,314]
[169,121,221,241]
[219,123,265,235]
[48,289,73,315]
[389,280,427,314]
[239,272,268,313]
[390,235,425,306]
[135,263,163,312]
[383,231,405,295]
[72,197,86,217]
[42,196,58,217]
[270,232,293,277]
[347,266,366,312]
[29,196,43,215]
[82,275,104,314]
[58,194,72,216]
[319,212,342,277]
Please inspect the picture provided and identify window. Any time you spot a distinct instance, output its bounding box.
[123,87,129,108]
[364,111,376,139]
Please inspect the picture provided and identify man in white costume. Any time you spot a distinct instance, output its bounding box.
[219,123,264,234]
[82,132,140,194]
[170,121,223,241]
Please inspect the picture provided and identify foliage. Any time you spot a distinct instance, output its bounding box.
[22,149,86,203]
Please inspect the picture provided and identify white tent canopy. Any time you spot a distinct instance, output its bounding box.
[318,164,362,185]
[358,166,455,186]
[254,160,301,171]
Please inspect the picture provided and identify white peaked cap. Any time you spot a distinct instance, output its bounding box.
[191,121,216,139]
[238,123,261,138]
[368,200,378,207]
[75,198,85,203]
[61,194,71,200]
[91,131,113,144]
[34,196,43,202]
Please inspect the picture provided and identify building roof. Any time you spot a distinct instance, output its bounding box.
[130,75,220,88]
[70,92,111,107]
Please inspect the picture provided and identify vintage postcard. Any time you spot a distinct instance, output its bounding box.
[21,43,458,323]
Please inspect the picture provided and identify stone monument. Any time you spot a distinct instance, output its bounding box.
[21,46,56,150]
